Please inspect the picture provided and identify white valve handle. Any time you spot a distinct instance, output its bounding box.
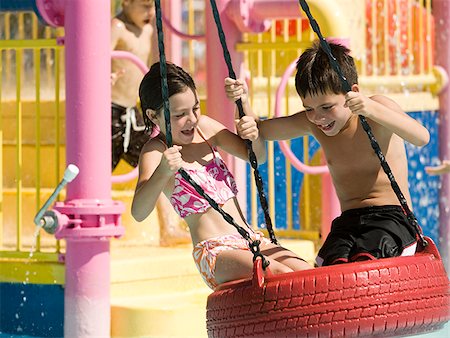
[63,164,80,182]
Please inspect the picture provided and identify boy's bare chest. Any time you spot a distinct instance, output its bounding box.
[118,30,151,59]
[314,123,390,176]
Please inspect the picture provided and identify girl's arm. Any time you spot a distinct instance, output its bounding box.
[345,91,430,146]
[131,141,182,222]
[199,115,265,164]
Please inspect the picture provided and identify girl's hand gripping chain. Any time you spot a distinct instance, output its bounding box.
[160,145,183,174]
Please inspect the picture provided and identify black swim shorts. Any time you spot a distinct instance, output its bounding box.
[316,205,418,266]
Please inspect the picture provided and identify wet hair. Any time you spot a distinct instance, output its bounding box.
[139,62,197,134]
[295,41,358,98]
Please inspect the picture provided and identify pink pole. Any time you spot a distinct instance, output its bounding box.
[205,0,242,171]
[63,0,114,334]
[205,0,247,209]
[165,0,182,65]
[35,0,125,336]
[64,240,111,336]
[64,0,111,200]
[226,0,300,33]
[434,0,450,268]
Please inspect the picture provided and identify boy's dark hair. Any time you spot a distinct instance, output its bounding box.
[295,41,358,98]
[139,62,197,133]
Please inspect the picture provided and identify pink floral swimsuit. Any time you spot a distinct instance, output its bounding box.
[170,149,238,218]
[169,131,271,290]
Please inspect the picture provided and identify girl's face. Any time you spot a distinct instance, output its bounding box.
[302,91,353,137]
[150,88,200,145]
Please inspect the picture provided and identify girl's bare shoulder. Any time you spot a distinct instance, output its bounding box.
[141,136,167,153]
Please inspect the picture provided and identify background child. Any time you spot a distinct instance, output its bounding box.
[111,0,189,246]
[132,62,312,289]
[225,42,430,267]
[111,0,157,170]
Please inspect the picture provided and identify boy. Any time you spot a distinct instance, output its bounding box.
[225,42,430,266]
[112,0,189,246]
[111,0,157,170]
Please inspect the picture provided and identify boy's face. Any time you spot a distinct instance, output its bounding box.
[123,0,155,29]
[302,91,353,137]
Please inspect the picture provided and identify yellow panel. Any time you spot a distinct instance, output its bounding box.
[0,258,64,284]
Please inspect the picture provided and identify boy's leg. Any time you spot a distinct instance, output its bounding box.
[316,215,355,266]
[350,208,417,261]
[111,104,126,170]
[120,106,149,168]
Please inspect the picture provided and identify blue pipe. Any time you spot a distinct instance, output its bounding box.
[0,0,43,22]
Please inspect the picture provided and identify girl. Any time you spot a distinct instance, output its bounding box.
[132,62,312,290]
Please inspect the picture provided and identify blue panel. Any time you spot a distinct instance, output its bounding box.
[247,111,440,247]
[406,110,440,245]
[0,283,64,337]
[247,135,320,231]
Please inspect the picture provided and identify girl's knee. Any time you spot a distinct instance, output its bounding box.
[270,263,294,275]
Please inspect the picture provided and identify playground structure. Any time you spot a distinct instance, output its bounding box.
[0,0,449,337]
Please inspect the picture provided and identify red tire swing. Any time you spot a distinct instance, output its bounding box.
[207,240,449,337]
[206,1,450,337]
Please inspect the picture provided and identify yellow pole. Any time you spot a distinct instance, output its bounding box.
[372,0,378,75]
[16,49,23,251]
[419,0,424,74]
[0,46,3,248]
[425,0,432,73]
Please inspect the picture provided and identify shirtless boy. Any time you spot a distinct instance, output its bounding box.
[225,42,430,266]
[111,0,157,170]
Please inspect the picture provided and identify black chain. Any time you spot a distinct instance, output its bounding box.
[299,0,426,246]
[154,0,172,147]
[154,0,271,267]
[209,0,278,245]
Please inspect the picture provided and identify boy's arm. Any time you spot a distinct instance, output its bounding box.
[224,77,310,142]
[345,92,430,146]
[258,112,311,141]
[111,17,123,50]
[111,18,125,84]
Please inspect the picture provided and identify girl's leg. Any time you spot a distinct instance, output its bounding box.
[214,249,295,285]
[260,242,313,271]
